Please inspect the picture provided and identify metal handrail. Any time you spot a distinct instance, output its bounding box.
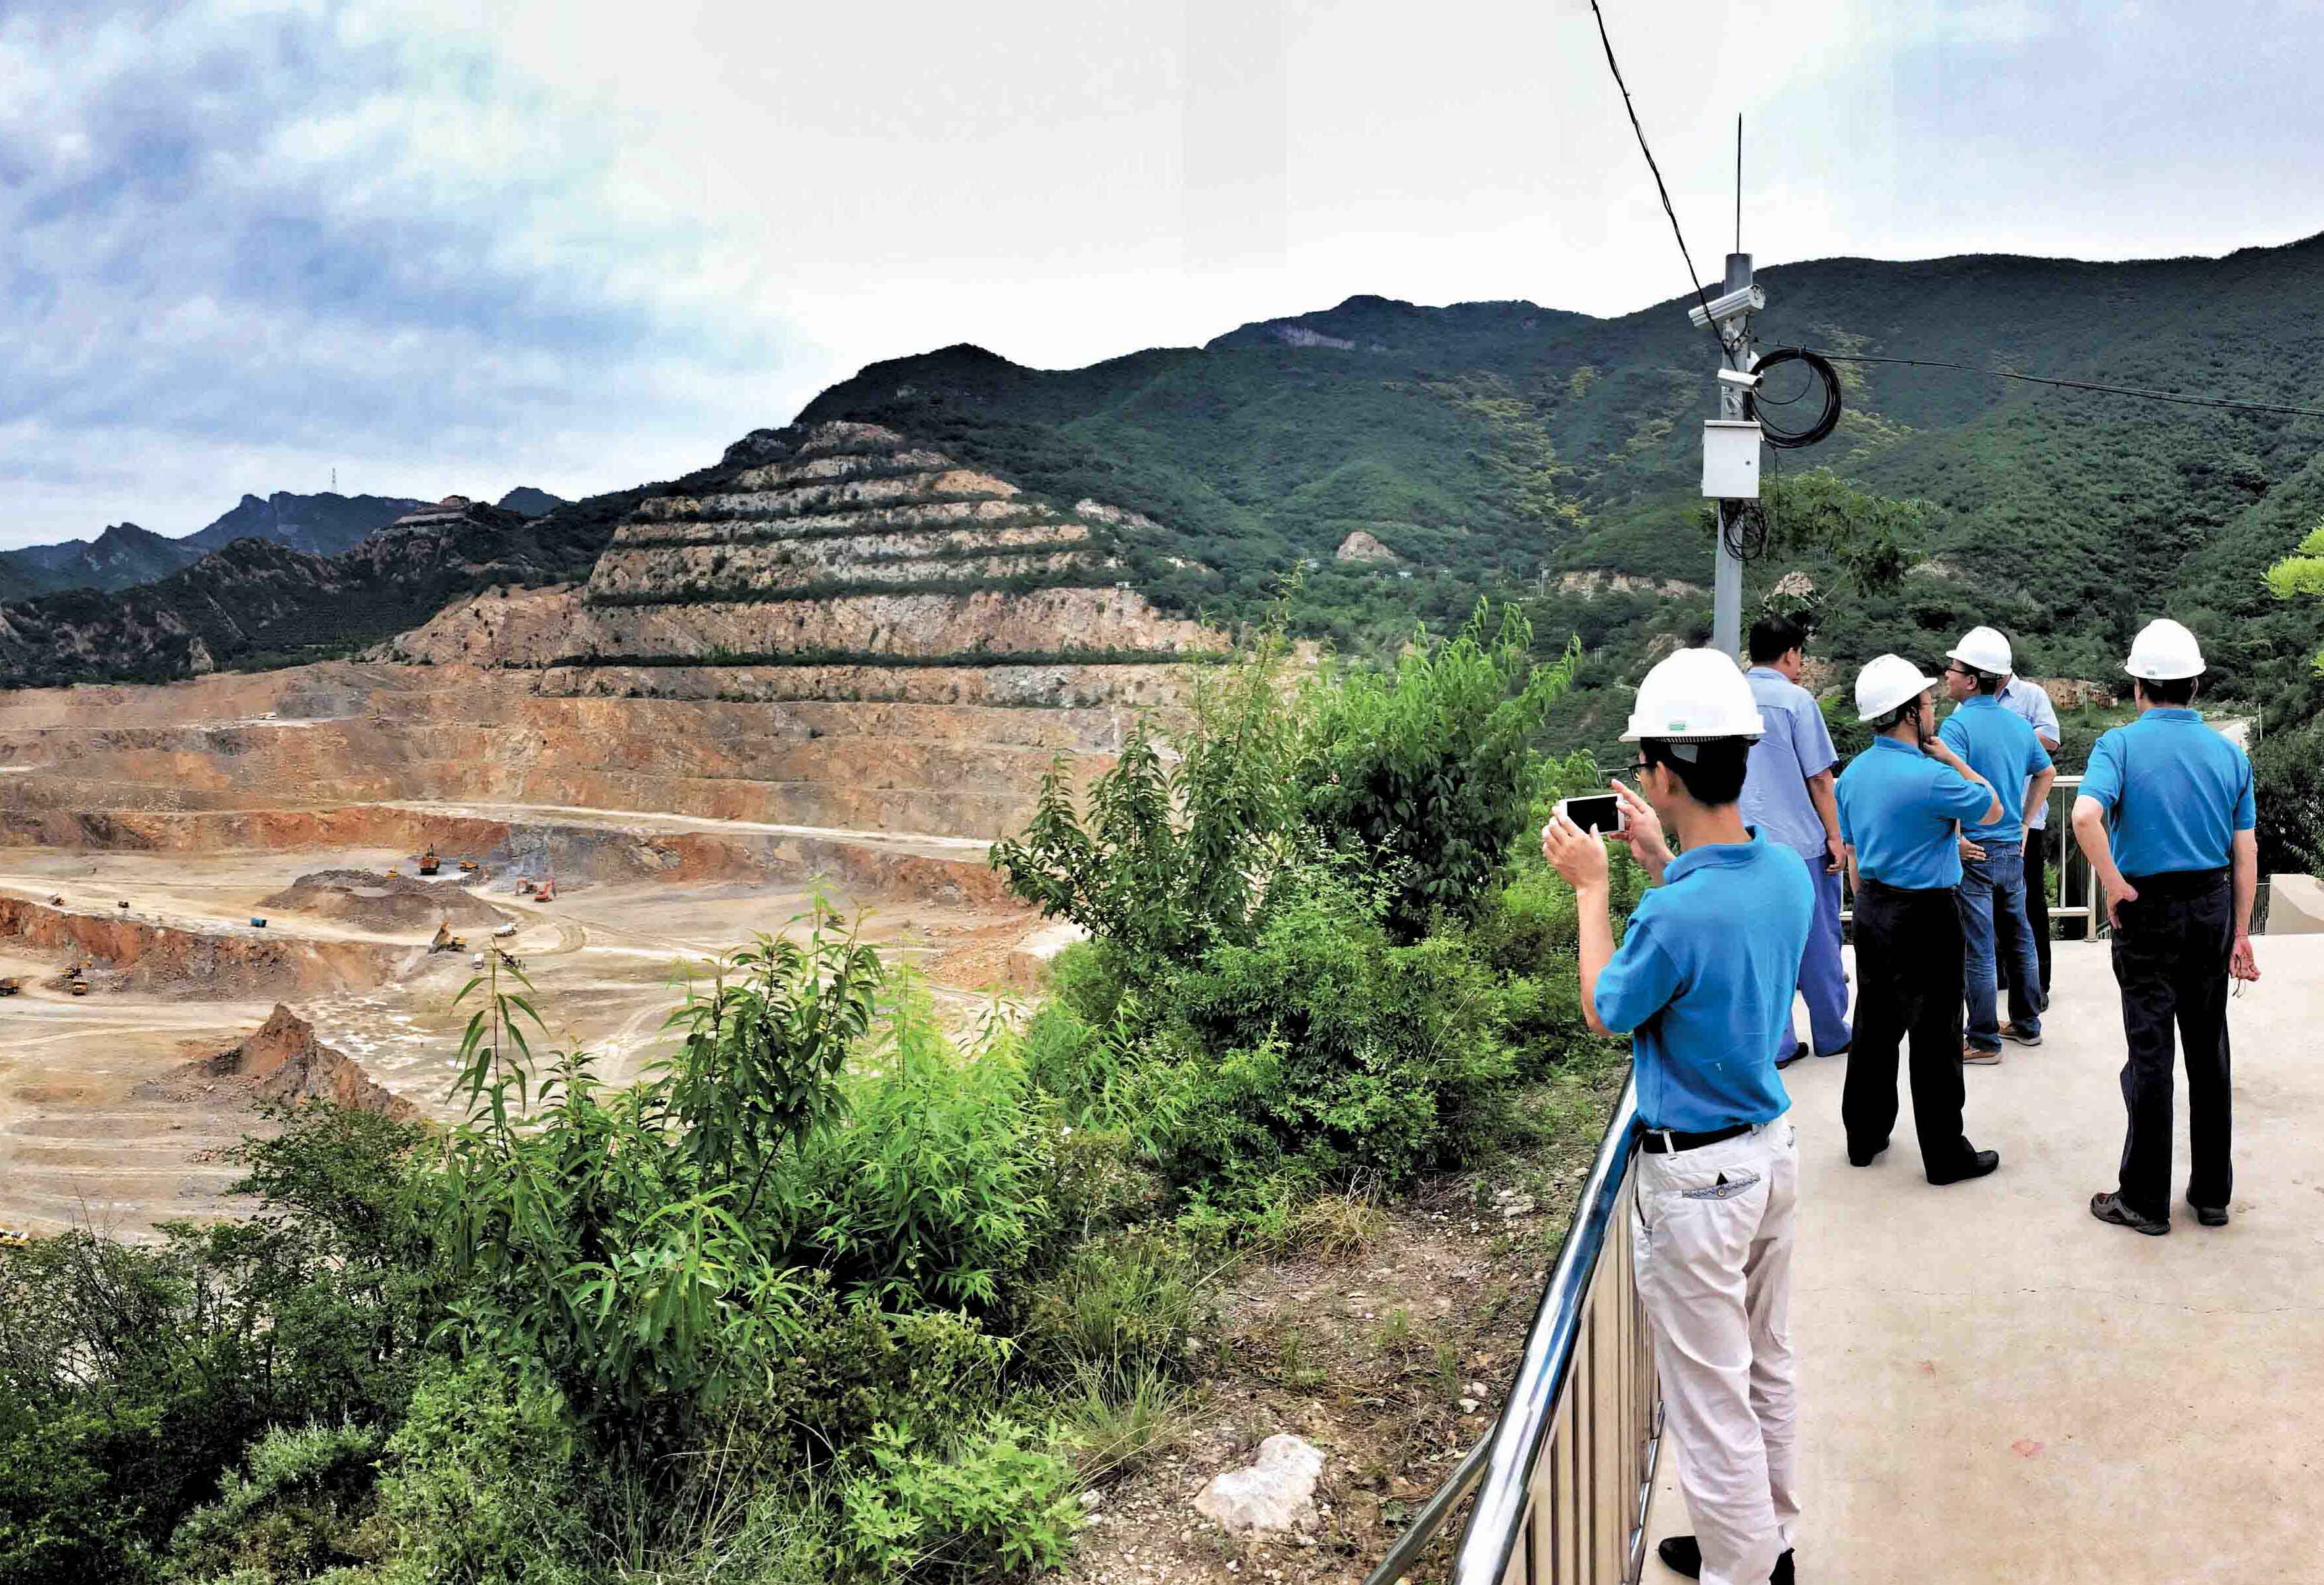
[1364,1074,1657,1584]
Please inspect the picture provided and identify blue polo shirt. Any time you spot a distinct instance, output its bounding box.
[2079,709,2256,876]
[1938,695,2052,843]
[1836,736,1994,889]
[1741,667,1838,859]
[1593,833,1811,1132]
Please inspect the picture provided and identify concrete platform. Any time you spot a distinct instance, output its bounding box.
[1644,934,2324,1583]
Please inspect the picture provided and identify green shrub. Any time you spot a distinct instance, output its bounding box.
[364,1358,593,1585]
[2253,724,2324,878]
[745,1286,1006,1464]
[164,1422,383,1584]
[1166,865,1518,1199]
[837,1418,1079,1580]
[1298,602,1579,940]
[770,980,1049,1312]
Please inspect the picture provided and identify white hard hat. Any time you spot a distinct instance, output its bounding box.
[2125,618,2205,681]
[1856,653,1939,722]
[1945,625,2013,677]
[1620,648,1766,742]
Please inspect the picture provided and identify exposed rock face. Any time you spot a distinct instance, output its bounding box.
[148,1005,417,1120]
[1195,1434,1325,1534]
[0,893,407,998]
[1556,570,1707,599]
[2027,676,2116,709]
[1335,530,1398,563]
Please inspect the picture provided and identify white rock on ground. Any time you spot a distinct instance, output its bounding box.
[1195,1434,1325,1535]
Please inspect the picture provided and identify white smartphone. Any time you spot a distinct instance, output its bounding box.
[1555,792,1627,836]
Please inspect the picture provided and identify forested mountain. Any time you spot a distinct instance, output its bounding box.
[180,491,430,557]
[799,234,2324,740]
[0,491,660,687]
[0,523,207,601]
[0,491,426,600]
[496,486,567,517]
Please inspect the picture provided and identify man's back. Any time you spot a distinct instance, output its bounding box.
[1595,835,1813,1130]
[1939,697,2048,842]
[1740,668,1836,857]
[2083,709,2254,875]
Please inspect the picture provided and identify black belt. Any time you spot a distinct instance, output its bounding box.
[1639,1120,1754,1155]
[2122,867,2229,901]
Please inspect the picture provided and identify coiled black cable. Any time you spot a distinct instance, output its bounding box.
[1747,347,1843,448]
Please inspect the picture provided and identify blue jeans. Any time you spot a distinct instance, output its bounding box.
[1781,861,1852,1061]
[1958,840,2044,1051]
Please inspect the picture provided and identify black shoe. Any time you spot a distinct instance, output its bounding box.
[2090,1191,2169,1235]
[2187,1195,2229,1228]
[1847,1138,1887,1167]
[1656,1535,1794,1582]
[1774,1044,1806,1070]
[1927,1148,2000,1186]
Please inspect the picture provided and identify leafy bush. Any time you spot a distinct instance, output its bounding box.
[1298,602,1580,939]
[836,1418,1079,1581]
[163,1422,382,1584]
[363,1358,593,1585]
[2253,724,2324,878]
[992,627,1301,965]
[770,981,1049,1313]
[1166,865,1518,1199]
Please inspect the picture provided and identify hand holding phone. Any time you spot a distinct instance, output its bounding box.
[1554,793,1627,837]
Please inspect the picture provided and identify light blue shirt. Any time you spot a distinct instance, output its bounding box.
[1593,833,1811,1133]
[1740,666,1837,859]
[1998,678,2062,830]
[2079,709,2256,876]
[1836,736,1994,889]
[1939,695,2052,844]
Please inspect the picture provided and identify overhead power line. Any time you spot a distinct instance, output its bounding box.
[1584,0,1739,368]
[1805,351,2324,421]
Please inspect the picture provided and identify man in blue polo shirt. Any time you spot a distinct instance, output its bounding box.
[1835,655,2004,1184]
[1939,627,2055,1063]
[1543,647,1810,1585]
[2073,618,2260,1236]
[1741,614,1850,1069]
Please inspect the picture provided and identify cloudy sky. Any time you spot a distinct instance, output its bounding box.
[2,0,2317,548]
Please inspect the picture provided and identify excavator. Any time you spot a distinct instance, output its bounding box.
[418,849,441,876]
[68,966,90,995]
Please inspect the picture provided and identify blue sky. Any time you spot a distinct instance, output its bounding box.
[2,0,2319,548]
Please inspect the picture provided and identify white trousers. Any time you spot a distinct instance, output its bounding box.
[1632,1117,1800,1585]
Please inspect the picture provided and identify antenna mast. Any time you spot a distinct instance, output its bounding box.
[1735,113,1743,253]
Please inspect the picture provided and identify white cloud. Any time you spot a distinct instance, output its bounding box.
[2,0,2319,549]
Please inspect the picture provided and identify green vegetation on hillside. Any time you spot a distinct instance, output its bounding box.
[0,611,1631,1585]
[800,242,2324,752]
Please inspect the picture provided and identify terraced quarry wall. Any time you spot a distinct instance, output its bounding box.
[1,423,1224,843]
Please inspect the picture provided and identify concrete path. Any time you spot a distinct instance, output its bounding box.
[1644,934,2324,1583]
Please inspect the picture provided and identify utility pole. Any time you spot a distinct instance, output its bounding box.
[1693,253,1764,658]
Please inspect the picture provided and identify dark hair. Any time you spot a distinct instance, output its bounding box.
[1641,738,1752,805]
[2137,675,2198,707]
[1748,615,1808,665]
[1973,668,2002,697]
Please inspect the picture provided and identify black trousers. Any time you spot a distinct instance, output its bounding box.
[2111,868,2235,1219]
[1843,880,1975,1173]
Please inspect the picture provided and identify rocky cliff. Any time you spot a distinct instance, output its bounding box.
[0,893,410,998]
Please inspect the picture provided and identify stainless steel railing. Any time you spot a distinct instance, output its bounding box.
[1364,1077,1660,1585]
